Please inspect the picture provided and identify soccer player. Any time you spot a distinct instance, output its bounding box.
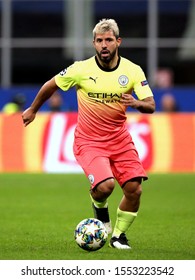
[22,19,155,249]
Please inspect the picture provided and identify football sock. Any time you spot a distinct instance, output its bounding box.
[90,194,110,223]
[90,194,108,208]
[112,208,137,237]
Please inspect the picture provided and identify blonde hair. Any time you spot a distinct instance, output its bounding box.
[93,19,119,39]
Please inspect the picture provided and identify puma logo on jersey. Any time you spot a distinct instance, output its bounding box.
[89,76,98,83]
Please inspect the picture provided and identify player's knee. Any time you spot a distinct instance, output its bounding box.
[123,180,142,198]
[92,178,115,201]
[97,178,115,195]
[134,184,142,197]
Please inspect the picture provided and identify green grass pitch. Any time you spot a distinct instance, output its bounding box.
[0,173,194,260]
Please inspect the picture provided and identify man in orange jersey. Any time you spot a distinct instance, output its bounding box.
[22,19,155,249]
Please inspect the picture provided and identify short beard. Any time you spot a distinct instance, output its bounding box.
[96,49,117,64]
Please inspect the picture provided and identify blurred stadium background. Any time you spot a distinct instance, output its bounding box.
[0,0,195,173]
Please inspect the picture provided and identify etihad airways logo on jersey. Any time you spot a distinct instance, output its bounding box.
[88,92,121,103]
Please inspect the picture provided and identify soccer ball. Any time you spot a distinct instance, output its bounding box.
[74,218,108,251]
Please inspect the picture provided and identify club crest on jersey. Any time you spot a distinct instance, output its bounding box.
[118,75,129,86]
[59,69,67,76]
[88,174,95,184]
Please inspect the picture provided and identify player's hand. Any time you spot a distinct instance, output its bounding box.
[22,107,36,127]
[120,93,138,108]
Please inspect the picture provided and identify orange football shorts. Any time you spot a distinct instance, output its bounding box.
[74,143,147,189]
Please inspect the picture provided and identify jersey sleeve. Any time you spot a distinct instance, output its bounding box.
[133,66,153,100]
[55,61,80,91]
